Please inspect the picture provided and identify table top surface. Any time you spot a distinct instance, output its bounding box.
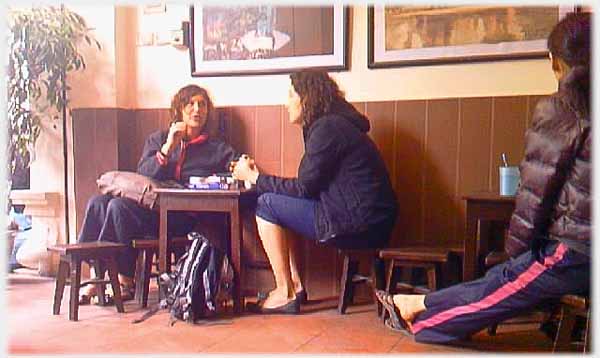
[154,187,254,196]
[462,191,516,202]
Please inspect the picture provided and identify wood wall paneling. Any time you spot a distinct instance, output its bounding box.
[423,99,460,246]
[117,109,137,171]
[393,100,426,246]
[281,107,303,177]
[72,109,119,234]
[230,106,257,157]
[255,105,282,176]
[490,97,528,192]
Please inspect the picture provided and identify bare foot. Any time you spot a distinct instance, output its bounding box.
[392,294,426,323]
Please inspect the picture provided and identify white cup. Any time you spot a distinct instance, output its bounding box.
[499,166,520,196]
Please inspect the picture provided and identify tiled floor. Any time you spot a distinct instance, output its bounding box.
[7,268,557,355]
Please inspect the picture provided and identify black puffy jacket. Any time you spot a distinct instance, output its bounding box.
[506,67,591,257]
[256,101,398,244]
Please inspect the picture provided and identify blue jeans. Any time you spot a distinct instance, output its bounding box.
[255,193,318,240]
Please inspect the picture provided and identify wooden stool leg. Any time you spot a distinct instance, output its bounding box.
[426,265,437,291]
[338,253,358,314]
[385,259,395,293]
[105,257,125,313]
[583,309,590,353]
[68,256,82,321]
[554,304,577,352]
[372,256,385,317]
[134,249,144,305]
[382,259,395,320]
[53,259,70,315]
[140,249,155,308]
[93,261,107,306]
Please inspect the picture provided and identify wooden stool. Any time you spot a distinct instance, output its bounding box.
[553,294,590,352]
[336,248,383,314]
[379,247,454,295]
[318,233,387,315]
[132,236,190,307]
[48,242,127,321]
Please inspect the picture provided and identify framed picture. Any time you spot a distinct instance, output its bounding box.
[368,5,575,68]
[189,5,348,77]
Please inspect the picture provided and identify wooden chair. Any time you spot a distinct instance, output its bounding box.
[132,236,191,307]
[48,242,127,321]
[553,294,590,353]
[318,233,387,315]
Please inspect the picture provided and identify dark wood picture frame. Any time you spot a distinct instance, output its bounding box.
[368,5,575,68]
[189,5,349,77]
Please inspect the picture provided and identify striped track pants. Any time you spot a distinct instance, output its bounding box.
[411,240,589,344]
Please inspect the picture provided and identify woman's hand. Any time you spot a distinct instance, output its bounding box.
[232,154,260,184]
[161,122,187,156]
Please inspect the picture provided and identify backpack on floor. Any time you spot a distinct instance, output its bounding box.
[159,232,234,325]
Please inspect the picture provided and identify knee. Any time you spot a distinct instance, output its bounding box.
[256,193,278,224]
[106,197,130,215]
[86,194,111,212]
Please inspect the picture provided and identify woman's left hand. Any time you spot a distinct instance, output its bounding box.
[232,154,260,184]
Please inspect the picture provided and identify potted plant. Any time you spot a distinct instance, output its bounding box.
[6,5,101,179]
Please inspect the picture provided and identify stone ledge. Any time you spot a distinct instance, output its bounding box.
[9,190,60,217]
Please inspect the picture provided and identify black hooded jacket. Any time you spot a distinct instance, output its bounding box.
[256,101,398,243]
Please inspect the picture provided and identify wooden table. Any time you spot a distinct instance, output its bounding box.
[155,187,255,313]
[462,192,515,282]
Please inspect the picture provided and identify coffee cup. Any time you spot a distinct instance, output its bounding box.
[499,166,519,196]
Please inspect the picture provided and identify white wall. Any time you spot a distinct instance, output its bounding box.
[133,5,557,109]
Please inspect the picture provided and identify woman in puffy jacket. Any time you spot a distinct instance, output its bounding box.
[374,12,591,344]
[233,70,397,314]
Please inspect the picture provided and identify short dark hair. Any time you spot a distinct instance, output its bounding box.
[547,12,590,68]
[170,84,214,123]
[290,70,345,128]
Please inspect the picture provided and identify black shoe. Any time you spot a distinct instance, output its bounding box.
[246,299,300,315]
[257,289,307,304]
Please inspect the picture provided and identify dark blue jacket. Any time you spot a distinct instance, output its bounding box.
[138,130,237,184]
[256,101,397,243]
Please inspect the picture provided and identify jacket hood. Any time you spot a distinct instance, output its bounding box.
[330,100,371,133]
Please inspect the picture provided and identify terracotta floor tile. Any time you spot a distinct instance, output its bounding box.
[7,270,557,354]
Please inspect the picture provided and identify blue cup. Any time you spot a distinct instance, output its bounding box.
[499,166,519,196]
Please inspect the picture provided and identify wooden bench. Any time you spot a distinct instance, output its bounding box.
[48,242,127,321]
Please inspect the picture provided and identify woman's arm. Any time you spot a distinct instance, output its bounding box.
[256,119,343,198]
[137,131,171,180]
[505,98,581,257]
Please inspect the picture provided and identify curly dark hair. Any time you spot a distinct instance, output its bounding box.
[290,70,346,128]
[170,84,214,123]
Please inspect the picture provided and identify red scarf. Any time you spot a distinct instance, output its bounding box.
[174,134,209,181]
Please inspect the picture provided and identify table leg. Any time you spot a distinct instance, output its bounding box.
[463,208,478,282]
[229,204,242,313]
[158,206,168,275]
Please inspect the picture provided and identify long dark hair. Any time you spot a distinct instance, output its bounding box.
[548,12,590,115]
[290,70,346,128]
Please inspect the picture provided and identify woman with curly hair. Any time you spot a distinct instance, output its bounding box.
[77,84,237,303]
[233,70,397,314]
